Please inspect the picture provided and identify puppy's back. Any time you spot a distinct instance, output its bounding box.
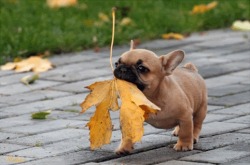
[172,65,207,112]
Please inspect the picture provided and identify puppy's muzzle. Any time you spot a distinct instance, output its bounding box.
[114,65,145,91]
[114,65,137,82]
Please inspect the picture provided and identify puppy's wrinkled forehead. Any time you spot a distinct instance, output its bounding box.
[120,49,158,65]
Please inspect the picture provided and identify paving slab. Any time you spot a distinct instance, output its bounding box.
[0,132,23,142]
[224,115,250,124]
[2,119,85,135]
[100,134,177,154]
[0,90,71,106]
[200,121,249,137]
[0,143,29,155]
[200,61,250,78]
[156,160,214,165]
[0,114,40,129]
[211,103,250,115]
[42,65,113,82]
[194,133,250,151]
[0,102,9,108]
[101,147,201,165]
[181,142,250,164]
[237,128,250,134]
[193,36,247,48]
[6,128,88,146]
[49,51,100,66]
[50,75,112,93]
[208,84,250,97]
[221,155,250,165]
[205,74,249,88]
[0,72,31,86]
[138,39,197,51]
[203,113,236,123]
[241,79,250,85]
[46,110,80,119]
[0,70,13,77]
[6,136,90,159]
[207,105,223,111]
[230,69,250,77]
[208,91,250,106]
[0,80,63,95]
[0,93,86,116]
[17,150,114,165]
[199,41,250,58]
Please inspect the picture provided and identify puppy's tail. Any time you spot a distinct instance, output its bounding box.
[184,63,198,72]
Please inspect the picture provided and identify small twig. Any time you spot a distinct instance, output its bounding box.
[110,7,116,71]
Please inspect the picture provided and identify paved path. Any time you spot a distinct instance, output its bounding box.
[0,29,250,165]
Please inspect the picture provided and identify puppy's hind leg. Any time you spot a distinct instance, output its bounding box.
[193,102,207,144]
[115,138,134,155]
[172,125,179,136]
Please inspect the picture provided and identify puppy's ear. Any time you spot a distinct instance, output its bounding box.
[159,50,184,75]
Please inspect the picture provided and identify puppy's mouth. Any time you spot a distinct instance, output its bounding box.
[114,64,145,91]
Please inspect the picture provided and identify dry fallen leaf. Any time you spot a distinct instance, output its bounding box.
[32,110,51,120]
[81,78,160,150]
[47,0,77,8]
[21,74,39,85]
[120,17,133,26]
[232,20,250,31]
[191,1,218,14]
[98,12,110,22]
[6,156,26,163]
[162,33,185,40]
[0,62,16,70]
[1,56,53,73]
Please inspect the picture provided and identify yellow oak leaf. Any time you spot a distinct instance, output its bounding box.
[162,33,184,40]
[0,56,53,73]
[191,1,218,14]
[81,78,160,150]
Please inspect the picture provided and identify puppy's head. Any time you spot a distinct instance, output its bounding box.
[114,48,184,93]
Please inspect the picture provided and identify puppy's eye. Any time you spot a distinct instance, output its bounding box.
[137,65,149,73]
[115,62,118,68]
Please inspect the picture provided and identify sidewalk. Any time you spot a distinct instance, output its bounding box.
[0,29,250,165]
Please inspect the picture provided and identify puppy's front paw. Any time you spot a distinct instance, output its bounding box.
[115,146,133,155]
[173,141,193,151]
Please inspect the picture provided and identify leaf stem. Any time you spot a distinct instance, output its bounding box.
[110,7,116,71]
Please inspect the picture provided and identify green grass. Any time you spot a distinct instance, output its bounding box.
[0,0,249,64]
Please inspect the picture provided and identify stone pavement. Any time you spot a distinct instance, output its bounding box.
[0,29,250,165]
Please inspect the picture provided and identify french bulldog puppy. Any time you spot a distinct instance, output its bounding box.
[114,45,207,155]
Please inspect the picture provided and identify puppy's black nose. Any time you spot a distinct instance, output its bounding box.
[120,67,127,73]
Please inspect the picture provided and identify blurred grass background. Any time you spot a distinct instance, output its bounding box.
[0,0,249,64]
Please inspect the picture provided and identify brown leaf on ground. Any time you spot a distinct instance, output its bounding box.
[47,0,77,8]
[191,1,218,14]
[232,20,250,31]
[80,78,160,150]
[1,56,53,73]
[162,33,185,40]
[21,74,39,85]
